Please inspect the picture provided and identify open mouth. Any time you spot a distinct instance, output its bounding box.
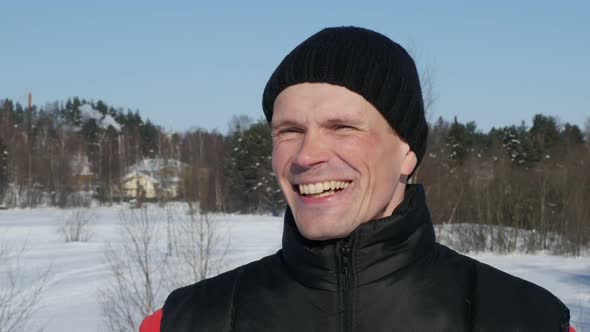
[293,180,351,198]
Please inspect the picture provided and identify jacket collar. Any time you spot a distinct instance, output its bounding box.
[281,184,436,291]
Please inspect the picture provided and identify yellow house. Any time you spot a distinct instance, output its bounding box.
[120,171,159,199]
[117,158,187,201]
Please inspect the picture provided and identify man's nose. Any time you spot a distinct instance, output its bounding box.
[291,131,329,171]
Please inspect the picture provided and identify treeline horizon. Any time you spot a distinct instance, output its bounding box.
[0,97,588,254]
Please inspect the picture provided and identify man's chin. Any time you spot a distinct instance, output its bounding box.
[294,215,353,241]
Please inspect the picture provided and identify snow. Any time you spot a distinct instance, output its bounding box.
[435,223,570,254]
[70,154,93,176]
[473,253,590,328]
[127,158,186,174]
[168,176,182,183]
[78,104,121,131]
[0,206,588,331]
[121,170,160,184]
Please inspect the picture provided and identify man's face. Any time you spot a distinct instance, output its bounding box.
[271,83,417,240]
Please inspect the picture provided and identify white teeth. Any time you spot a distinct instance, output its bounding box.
[297,181,351,196]
[311,190,336,198]
[314,183,323,193]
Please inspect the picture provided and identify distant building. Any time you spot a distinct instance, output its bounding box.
[116,158,188,200]
[119,171,159,199]
[68,154,94,191]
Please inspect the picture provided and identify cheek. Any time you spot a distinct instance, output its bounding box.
[347,135,402,193]
[376,141,406,186]
[272,143,292,175]
[271,149,281,175]
[338,135,388,172]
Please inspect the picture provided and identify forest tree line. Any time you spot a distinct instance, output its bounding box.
[0,97,588,253]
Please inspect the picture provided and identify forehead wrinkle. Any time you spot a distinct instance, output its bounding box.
[272,101,318,128]
[271,108,311,128]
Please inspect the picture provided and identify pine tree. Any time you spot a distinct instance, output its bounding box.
[139,120,159,157]
[561,123,584,146]
[245,121,284,215]
[500,124,531,166]
[224,119,283,214]
[529,114,561,160]
[446,118,483,165]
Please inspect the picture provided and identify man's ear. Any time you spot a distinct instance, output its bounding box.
[401,150,417,176]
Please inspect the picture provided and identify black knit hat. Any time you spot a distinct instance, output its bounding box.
[262,26,428,173]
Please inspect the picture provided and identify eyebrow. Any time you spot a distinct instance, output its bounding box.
[323,118,364,127]
[272,117,364,130]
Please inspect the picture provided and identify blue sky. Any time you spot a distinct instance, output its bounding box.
[1,1,588,134]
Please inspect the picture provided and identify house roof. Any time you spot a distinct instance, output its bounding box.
[121,171,160,184]
[127,158,188,173]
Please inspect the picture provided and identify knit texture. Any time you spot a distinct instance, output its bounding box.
[262,26,428,170]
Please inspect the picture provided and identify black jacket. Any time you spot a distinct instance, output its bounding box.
[161,185,571,331]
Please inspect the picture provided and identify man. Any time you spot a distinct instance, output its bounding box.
[141,26,573,331]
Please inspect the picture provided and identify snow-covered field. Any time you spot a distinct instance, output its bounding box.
[0,205,588,331]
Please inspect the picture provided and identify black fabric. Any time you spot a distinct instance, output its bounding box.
[262,27,429,171]
[161,185,570,332]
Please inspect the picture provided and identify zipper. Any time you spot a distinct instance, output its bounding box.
[340,239,353,332]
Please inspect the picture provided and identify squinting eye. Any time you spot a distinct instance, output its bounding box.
[336,125,354,131]
[283,128,299,133]
[275,127,303,136]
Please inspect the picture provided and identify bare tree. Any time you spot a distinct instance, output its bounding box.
[403,42,437,184]
[56,209,95,242]
[0,238,50,332]
[98,207,169,332]
[98,202,230,332]
[169,205,229,285]
[404,41,437,116]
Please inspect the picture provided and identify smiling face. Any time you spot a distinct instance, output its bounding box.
[271,83,417,240]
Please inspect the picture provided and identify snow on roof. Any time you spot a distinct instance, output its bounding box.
[168,176,182,183]
[121,171,160,184]
[78,104,121,131]
[127,158,187,173]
